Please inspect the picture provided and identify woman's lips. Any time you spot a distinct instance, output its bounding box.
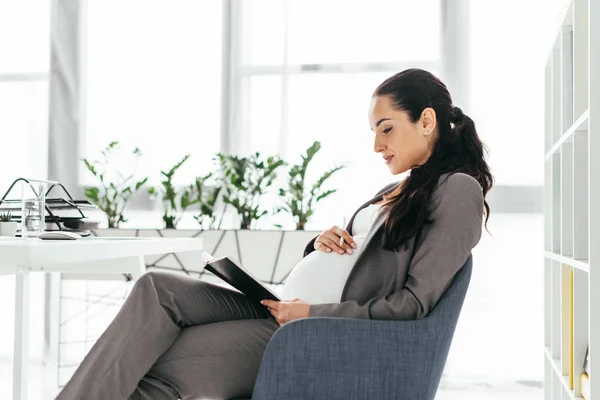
[384,155,394,165]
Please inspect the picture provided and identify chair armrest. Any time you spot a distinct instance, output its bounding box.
[252,316,449,400]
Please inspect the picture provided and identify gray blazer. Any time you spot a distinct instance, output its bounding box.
[305,172,484,320]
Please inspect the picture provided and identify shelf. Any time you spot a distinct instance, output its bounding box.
[545,109,589,161]
[544,252,589,272]
[560,0,574,28]
[545,347,584,400]
[545,1,591,398]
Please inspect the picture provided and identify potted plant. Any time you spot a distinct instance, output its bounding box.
[277,141,344,230]
[91,147,333,285]
[0,211,17,237]
[148,154,195,229]
[191,172,223,230]
[216,152,286,230]
[82,141,148,228]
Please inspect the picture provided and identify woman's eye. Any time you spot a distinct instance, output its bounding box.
[383,127,392,134]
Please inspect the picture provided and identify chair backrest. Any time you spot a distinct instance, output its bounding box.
[418,254,473,399]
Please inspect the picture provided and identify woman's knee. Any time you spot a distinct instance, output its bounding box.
[135,270,186,289]
[131,271,180,301]
[133,270,161,290]
[136,270,164,284]
[133,270,202,305]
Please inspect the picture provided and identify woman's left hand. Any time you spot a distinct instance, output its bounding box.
[261,298,309,326]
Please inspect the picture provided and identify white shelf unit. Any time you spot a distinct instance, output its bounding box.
[544,0,597,399]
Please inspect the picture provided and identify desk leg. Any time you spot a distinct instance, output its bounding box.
[129,255,147,280]
[13,271,30,400]
[43,273,60,367]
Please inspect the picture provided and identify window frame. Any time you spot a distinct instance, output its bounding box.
[222,0,442,158]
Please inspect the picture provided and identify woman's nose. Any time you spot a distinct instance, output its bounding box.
[373,137,385,153]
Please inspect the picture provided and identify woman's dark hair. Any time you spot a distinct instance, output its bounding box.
[375,68,493,252]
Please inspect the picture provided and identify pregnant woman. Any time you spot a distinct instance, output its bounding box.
[58,68,493,400]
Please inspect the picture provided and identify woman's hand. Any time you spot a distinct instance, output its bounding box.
[261,298,310,326]
[314,225,357,255]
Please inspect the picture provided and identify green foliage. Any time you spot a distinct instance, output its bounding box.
[216,152,286,229]
[83,140,346,231]
[82,142,148,228]
[148,154,193,229]
[277,141,344,230]
[0,210,13,222]
[191,172,222,230]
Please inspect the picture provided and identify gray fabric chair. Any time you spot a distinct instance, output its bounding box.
[251,256,473,400]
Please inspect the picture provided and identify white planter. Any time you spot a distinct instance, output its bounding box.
[0,222,17,237]
[91,228,320,284]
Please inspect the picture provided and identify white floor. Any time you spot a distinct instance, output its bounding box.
[0,213,546,398]
[0,359,542,399]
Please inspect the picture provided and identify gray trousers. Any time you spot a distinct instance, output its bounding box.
[56,271,279,400]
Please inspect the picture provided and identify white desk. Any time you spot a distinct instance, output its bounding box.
[0,237,203,400]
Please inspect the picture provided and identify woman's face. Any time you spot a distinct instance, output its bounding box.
[368,95,436,175]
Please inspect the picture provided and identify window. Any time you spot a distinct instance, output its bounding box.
[233,0,441,228]
[0,82,49,187]
[241,0,440,66]
[82,1,223,186]
[0,1,50,74]
[0,1,50,193]
[469,0,560,186]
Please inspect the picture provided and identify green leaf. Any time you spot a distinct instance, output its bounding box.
[304,141,321,164]
[83,159,98,177]
[180,189,192,209]
[166,154,191,177]
[84,187,100,203]
[273,206,288,214]
[311,165,345,194]
[135,177,148,191]
[316,189,336,202]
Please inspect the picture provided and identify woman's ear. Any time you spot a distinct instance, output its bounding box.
[420,107,437,136]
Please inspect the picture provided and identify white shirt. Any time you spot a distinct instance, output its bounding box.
[280,203,383,304]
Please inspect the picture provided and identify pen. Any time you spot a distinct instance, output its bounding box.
[339,217,347,247]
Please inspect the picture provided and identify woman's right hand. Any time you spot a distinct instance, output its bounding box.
[314,226,357,255]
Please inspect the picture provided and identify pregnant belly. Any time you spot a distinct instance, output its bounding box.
[279,235,367,304]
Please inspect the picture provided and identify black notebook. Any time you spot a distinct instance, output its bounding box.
[201,252,281,303]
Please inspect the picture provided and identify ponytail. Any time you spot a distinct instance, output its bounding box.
[448,106,492,227]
